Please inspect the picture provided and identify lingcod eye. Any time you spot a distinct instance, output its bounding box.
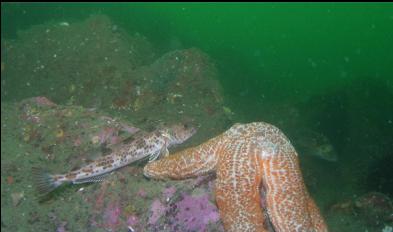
[183,123,189,129]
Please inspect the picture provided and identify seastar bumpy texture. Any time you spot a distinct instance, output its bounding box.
[144,122,328,232]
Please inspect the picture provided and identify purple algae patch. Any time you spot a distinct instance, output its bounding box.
[171,193,220,231]
[149,199,166,225]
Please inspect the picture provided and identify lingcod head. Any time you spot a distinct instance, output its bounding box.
[165,123,197,145]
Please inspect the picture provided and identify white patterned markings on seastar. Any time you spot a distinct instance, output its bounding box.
[144,122,328,232]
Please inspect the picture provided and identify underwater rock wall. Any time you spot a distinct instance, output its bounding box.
[1,14,233,232]
[2,14,230,139]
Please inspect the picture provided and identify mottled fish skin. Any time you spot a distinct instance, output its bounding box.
[32,123,196,195]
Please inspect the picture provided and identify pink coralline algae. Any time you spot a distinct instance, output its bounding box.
[172,193,220,231]
[149,199,166,225]
[94,123,139,146]
[127,215,139,229]
[33,96,57,107]
[109,135,122,145]
[137,188,147,198]
[93,127,123,146]
[120,123,140,134]
[162,186,177,201]
[103,202,122,229]
[73,136,82,147]
[96,127,117,145]
[148,187,221,231]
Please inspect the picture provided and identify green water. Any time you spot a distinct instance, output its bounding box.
[3,3,393,107]
[2,3,393,122]
[2,3,393,232]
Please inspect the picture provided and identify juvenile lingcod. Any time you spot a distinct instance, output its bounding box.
[33,123,196,196]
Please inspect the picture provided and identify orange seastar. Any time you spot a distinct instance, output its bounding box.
[144,122,328,232]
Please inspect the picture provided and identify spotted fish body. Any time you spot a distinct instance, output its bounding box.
[33,123,196,195]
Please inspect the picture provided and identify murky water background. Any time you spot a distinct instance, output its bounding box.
[1,3,393,232]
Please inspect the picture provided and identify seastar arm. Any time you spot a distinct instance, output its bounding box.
[143,136,222,180]
[215,141,268,232]
[261,146,328,232]
[307,196,329,231]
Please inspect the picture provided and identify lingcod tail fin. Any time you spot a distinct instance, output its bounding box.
[32,167,63,196]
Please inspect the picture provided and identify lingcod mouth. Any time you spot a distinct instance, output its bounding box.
[188,127,197,136]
